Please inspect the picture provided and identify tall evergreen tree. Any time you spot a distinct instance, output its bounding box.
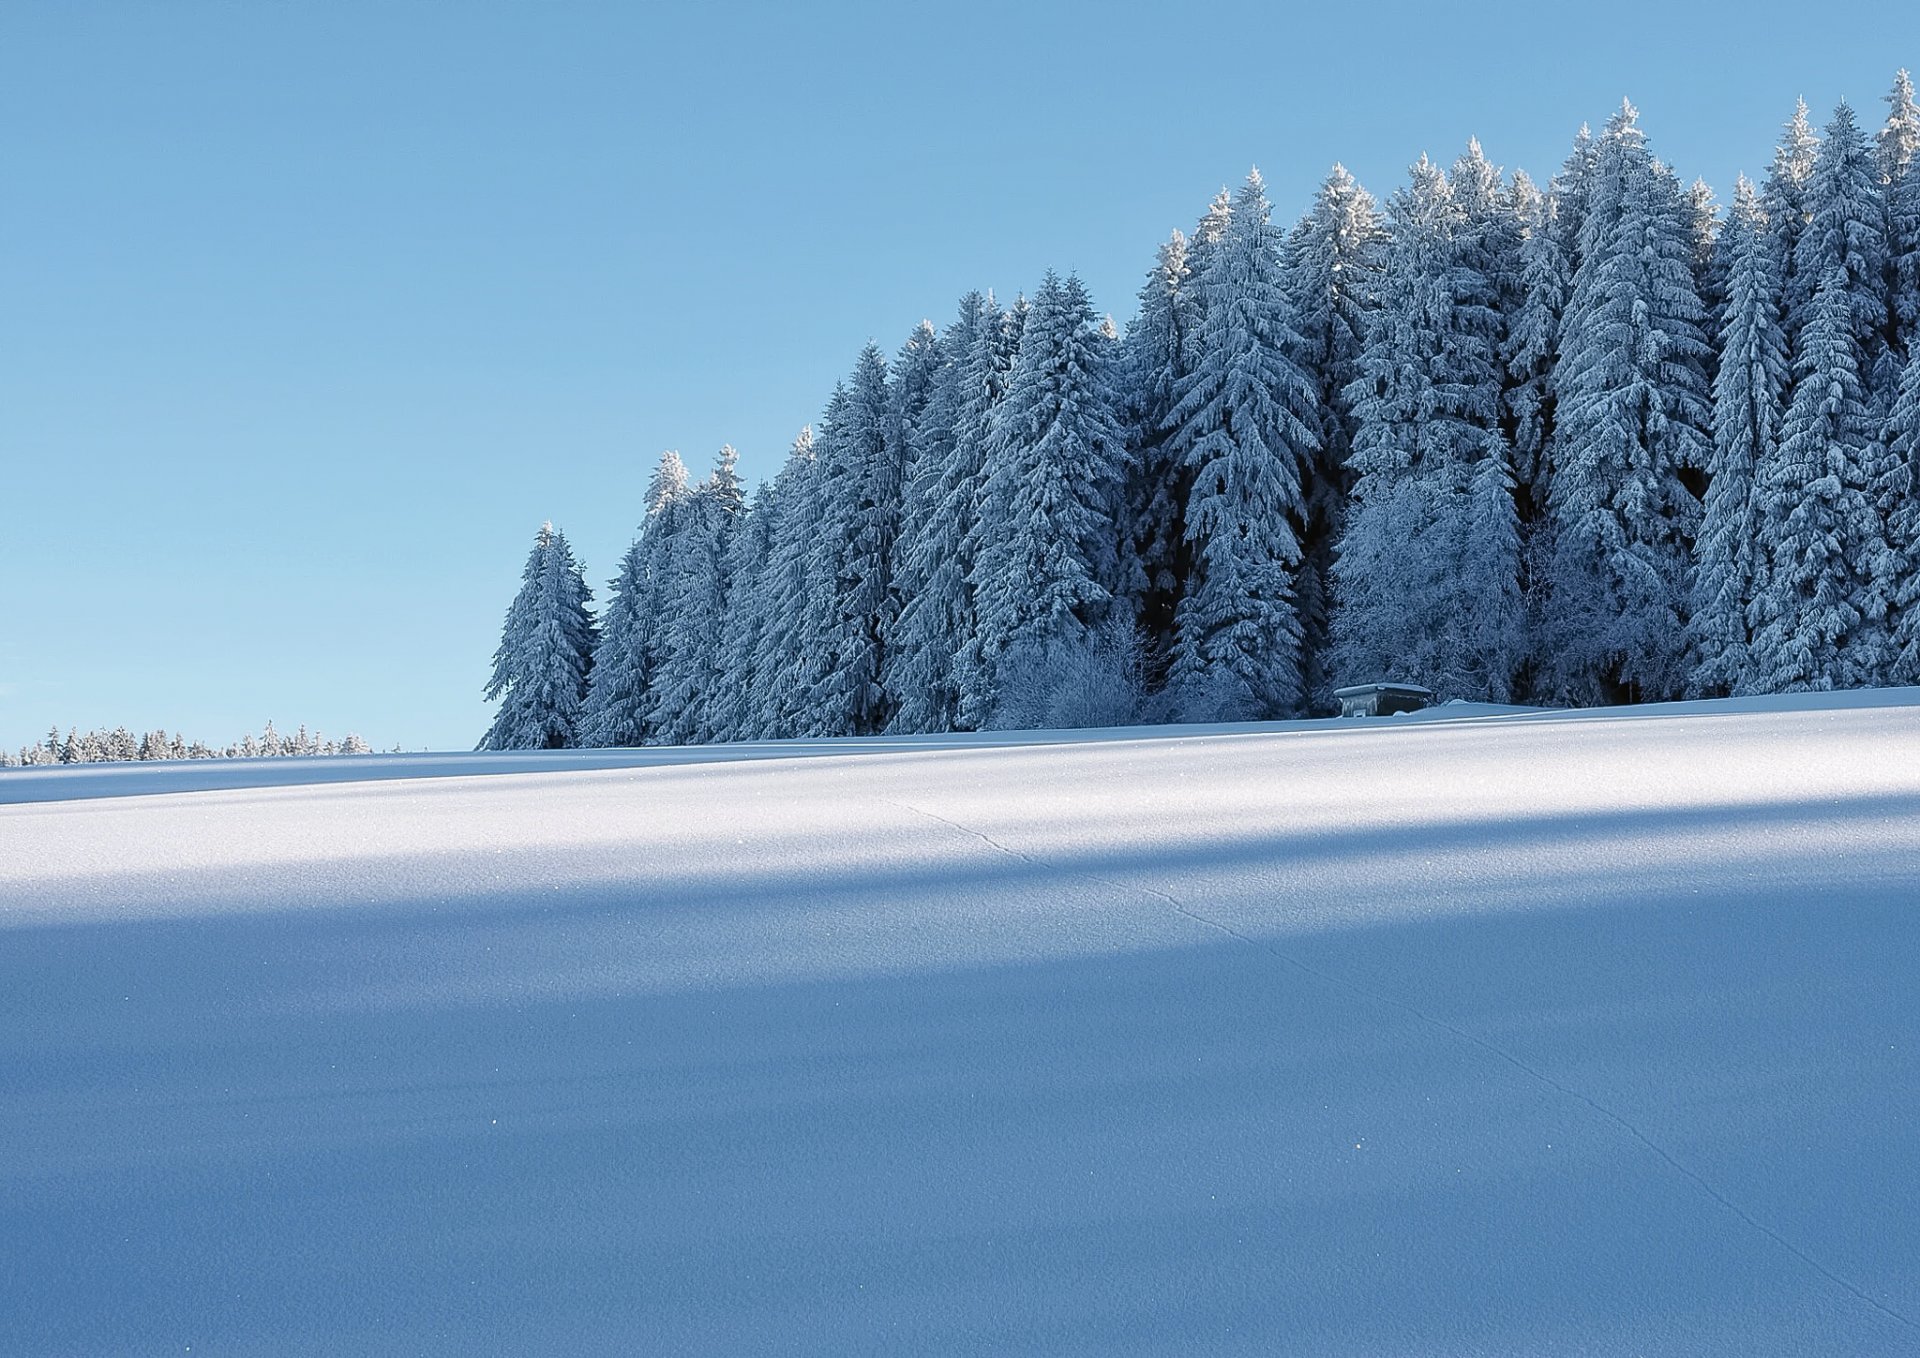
[1692,179,1789,695]
[1118,233,1195,687]
[649,447,745,744]
[1335,152,1524,701]
[1792,103,1892,404]
[1882,349,1920,679]
[747,430,822,737]
[1543,102,1712,704]
[1878,71,1920,346]
[579,453,687,747]
[1165,170,1319,718]
[481,522,598,749]
[1747,269,1894,690]
[790,348,900,735]
[1505,173,1568,515]
[1284,163,1385,705]
[710,473,780,742]
[1764,99,1822,333]
[890,293,1000,733]
[968,272,1132,721]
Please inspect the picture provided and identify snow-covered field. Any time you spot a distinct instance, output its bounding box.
[4,692,1918,1355]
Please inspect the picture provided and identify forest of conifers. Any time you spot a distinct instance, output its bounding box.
[482,77,1920,750]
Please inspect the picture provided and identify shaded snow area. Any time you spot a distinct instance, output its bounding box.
[3,692,1919,1355]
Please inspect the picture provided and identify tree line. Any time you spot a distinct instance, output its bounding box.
[5,722,376,767]
[483,77,1920,749]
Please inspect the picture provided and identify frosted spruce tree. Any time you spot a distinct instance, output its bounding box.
[709,473,780,742]
[1691,178,1789,695]
[1791,103,1891,409]
[1883,71,1920,346]
[481,522,597,750]
[1764,99,1822,334]
[648,446,745,744]
[1542,103,1712,704]
[792,347,900,736]
[967,271,1133,723]
[1883,350,1920,679]
[1165,170,1319,719]
[747,429,821,737]
[1504,172,1568,517]
[888,293,1000,733]
[1118,234,1195,688]
[1334,152,1523,702]
[1747,270,1894,690]
[1283,164,1384,704]
[578,452,687,747]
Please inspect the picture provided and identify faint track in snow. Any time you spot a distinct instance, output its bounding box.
[884,794,1919,1337]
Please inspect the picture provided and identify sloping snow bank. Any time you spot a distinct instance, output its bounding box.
[2,690,1917,1354]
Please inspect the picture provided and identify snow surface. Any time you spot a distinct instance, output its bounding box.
[3,690,1918,1354]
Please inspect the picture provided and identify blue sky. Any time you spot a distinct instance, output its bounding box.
[3,0,1913,751]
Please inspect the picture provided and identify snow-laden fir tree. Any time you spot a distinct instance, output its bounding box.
[1549,123,1600,266]
[791,347,899,736]
[1883,349,1920,679]
[648,446,745,744]
[1691,178,1789,695]
[967,271,1133,724]
[1878,71,1920,346]
[578,452,687,747]
[1334,151,1524,701]
[708,473,781,742]
[1764,99,1822,333]
[1685,178,1727,326]
[1164,170,1320,719]
[1504,172,1568,515]
[1746,269,1895,690]
[481,521,597,749]
[1542,102,1712,704]
[1792,103,1891,407]
[745,429,821,737]
[1283,163,1384,704]
[1117,233,1195,688]
[888,293,1000,733]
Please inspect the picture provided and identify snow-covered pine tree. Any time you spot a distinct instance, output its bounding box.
[1505,172,1568,518]
[480,521,598,749]
[791,347,899,736]
[1691,178,1789,696]
[1165,170,1320,719]
[578,452,687,747]
[1542,102,1712,705]
[1765,99,1822,341]
[1793,102,1892,408]
[709,475,780,743]
[1878,71,1920,347]
[1747,268,1895,690]
[1685,178,1727,328]
[967,271,1132,723]
[745,429,822,737]
[1117,233,1195,689]
[889,292,999,733]
[648,446,745,744]
[1284,164,1384,706]
[1334,151,1524,701]
[1549,123,1599,268]
[1882,349,1920,679]
[876,321,941,704]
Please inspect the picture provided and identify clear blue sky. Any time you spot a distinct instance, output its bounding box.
[3,1,1912,752]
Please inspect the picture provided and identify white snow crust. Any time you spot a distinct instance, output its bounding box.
[3,690,1917,1354]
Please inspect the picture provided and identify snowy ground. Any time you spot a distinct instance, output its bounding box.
[3,691,1918,1355]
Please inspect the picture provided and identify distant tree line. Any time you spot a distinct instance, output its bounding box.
[483,76,1920,750]
[4,722,375,767]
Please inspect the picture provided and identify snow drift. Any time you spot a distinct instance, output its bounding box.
[3,691,1917,1354]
